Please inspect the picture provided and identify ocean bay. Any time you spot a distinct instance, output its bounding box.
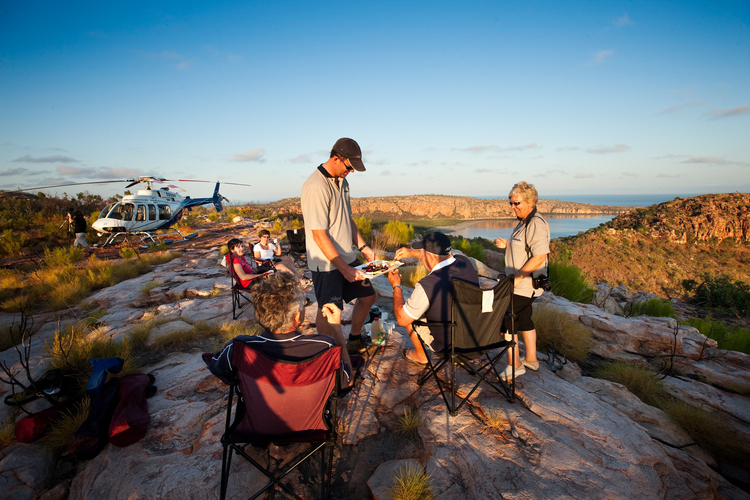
[446,214,616,241]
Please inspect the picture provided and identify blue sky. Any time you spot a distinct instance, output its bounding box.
[1,1,748,204]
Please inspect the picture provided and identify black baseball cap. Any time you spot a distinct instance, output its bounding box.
[332,137,365,172]
[411,232,452,256]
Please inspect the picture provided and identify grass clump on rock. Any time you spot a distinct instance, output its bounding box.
[388,462,434,500]
[395,406,422,435]
[548,261,595,304]
[532,304,594,362]
[0,419,15,451]
[681,315,750,355]
[594,361,666,407]
[626,298,676,319]
[39,398,91,452]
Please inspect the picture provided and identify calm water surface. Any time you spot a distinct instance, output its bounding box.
[448,214,615,241]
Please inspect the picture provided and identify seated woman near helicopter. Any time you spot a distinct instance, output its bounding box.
[253,229,298,275]
[227,237,310,290]
[226,238,274,289]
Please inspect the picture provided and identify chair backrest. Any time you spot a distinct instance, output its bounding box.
[286,229,306,253]
[451,276,514,353]
[230,341,340,441]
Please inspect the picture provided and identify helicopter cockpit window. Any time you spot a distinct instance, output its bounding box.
[148,204,157,221]
[98,203,115,220]
[136,205,146,221]
[105,203,135,221]
[158,204,171,220]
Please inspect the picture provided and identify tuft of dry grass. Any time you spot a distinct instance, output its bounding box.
[594,361,666,407]
[483,407,507,431]
[0,418,15,451]
[532,304,594,362]
[395,406,422,435]
[399,264,428,289]
[387,462,434,500]
[39,397,91,452]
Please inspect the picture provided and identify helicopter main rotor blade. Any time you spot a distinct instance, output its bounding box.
[15,180,131,192]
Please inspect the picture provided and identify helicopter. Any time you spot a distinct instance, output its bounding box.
[17,176,247,247]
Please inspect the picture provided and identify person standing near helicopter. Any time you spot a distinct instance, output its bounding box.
[67,209,89,248]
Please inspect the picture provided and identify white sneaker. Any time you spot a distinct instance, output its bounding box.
[500,364,525,382]
[521,358,539,371]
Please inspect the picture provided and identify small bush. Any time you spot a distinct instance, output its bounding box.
[354,216,372,242]
[395,406,422,435]
[47,322,138,377]
[291,218,304,230]
[626,298,676,319]
[119,247,137,260]
[378,221,414,250]
[548,261,595,303]
[683,274,750,315]
[594,361,666,407]
[388,462,434,500]
[0,229,26,258]
[399,264,428,289]
[532,305,594,362]
[449,236,485,262]
[44,246,85,267]
[681,316,750,354]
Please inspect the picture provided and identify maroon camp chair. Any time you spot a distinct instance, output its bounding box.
[219,340,341,500]
[226,252,256,320]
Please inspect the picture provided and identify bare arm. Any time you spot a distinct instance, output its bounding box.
[514,253,548,285]
[387,269,414,327]
[311,229,365,282]
[233,261,268,281]
[350,218,376,262]
[394,247,420,261]
[321,303,355,387]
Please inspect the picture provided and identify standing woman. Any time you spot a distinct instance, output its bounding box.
[494,181,550,380]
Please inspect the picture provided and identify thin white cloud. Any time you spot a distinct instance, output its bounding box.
[381,169,392,176]
[455,143,538,153]
[709,104,750,119]
[588,50,614,65]
[98,167,146,178]
[230,148,266,163]
[621,172,639,177]
[659,100,706,115]
[0,167,46,176]
[654,154,690,160]
[657,173,684,178]
[289,154,312,164]
[13,155,79,163]
[555,146,579,152]
[575,173,595,179]
[475,168,495,173]
[612,14,633,28]
[57,165,96,176]
[586,144,631,154]
[680,156,739,165]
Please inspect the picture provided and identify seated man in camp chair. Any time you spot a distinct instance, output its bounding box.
[205,272,362,389]
[387,232,479,366]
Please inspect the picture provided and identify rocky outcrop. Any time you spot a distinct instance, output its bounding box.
[263,195,632,220]
[610,193,750,243]
[0,226,748,499]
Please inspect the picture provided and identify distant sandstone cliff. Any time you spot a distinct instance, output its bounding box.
[263,195,631,220]
[608,192,750,243]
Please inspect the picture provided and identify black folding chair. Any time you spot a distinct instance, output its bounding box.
[218,341,341,500]
[413,276,517,416]
[285,229,306,267]
[226,253,253,320]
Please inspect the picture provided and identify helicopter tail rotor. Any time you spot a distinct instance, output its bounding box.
[212,182,223,212]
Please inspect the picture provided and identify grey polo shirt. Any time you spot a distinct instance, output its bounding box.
[301,166,357,272]
[505,214,550,298]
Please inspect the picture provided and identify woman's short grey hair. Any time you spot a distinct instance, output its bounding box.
[509,181,538,206]
[251,272,305,333]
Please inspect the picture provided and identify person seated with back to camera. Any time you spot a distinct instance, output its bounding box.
[253,229,310,286]
[387,232,479,367]
[226,238,274,289]
[204,271,362,389]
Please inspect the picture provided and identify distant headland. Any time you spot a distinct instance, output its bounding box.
[259,194,633,220]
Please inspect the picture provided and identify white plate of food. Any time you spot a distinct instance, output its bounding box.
[355,260,403,278]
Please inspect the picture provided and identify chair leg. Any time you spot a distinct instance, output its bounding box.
[220,444,233,500]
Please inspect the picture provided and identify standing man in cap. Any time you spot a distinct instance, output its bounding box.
[387,232,479,366]
[301,138,378,354]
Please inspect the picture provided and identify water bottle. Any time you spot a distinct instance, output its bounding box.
[371,318,385,345]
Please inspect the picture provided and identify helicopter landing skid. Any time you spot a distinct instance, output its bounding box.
[97,229,194,248]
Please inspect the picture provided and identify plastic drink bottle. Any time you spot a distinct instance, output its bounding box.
[371,318,385,345]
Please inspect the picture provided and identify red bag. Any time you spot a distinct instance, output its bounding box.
[14,399,76,443]
[108,373,156,447]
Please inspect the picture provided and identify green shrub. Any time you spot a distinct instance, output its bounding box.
[0,418,15,451]
[532,305,594,362]
[681,315,750,354]
[399,264,428,289]
[548,261,595,303]
[0,229,26,258]
[119,247,137,260]
[683,274,750,315]
[626,298,676,318]
[449,236,485,262]
[44,246,85,267]
[395,406,422,435]
[381,221,414,248]
[354,216,372,242]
